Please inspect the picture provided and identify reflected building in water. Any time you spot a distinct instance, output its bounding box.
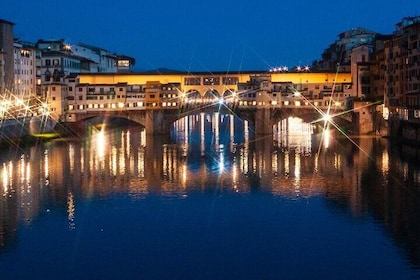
[0,113,419,266]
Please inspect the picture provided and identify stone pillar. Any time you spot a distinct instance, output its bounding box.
[255,108,272,135]
[353,101,374,135]
[145,110,171,135]
[387,115,401,137]
[144,134,163,192]
[29,116,57,135]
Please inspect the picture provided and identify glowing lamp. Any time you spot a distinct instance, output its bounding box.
[322,114,332,122]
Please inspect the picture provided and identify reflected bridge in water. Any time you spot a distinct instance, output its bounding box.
[0,113,419,273]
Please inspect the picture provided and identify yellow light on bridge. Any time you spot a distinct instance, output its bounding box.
[322,113,332,122]
[295,101,301,106]
[323,129,331,149]
[1,100,10,107]
[335,101,341,106]
[271,101,277,105]
[118,102,125,108]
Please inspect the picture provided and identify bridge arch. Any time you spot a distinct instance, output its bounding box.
[270,109,354,134]
[223,89,235,97]
[203,89,220,104]
[185,89,201,103]
[72,111,148,131]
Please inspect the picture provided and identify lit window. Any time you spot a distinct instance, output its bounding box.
[118,60,130,67]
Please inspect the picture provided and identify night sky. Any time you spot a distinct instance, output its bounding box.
[1,0,417,71]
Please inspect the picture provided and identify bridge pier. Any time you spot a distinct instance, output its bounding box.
[255,108,273,135]
[145,110,172,135]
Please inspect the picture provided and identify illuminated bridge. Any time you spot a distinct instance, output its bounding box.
[47,71,365,134]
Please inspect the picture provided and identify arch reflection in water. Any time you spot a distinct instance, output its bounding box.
[171,113,252,156]
[273,117,314,154]
[1,126,420,277]
[0,121,396,216]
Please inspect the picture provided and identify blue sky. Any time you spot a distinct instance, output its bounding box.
[1,0,417,71]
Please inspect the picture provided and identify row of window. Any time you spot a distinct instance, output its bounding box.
[65,99,343,112]
[44,58,80,69]
[14,69,33,75]
[71,91,178,100]
[14,79,33,85]
[67,101,179,111]
[14,59,33,66]
[184,77,239,86]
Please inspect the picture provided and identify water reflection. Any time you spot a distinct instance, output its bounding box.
[0,114,419,273]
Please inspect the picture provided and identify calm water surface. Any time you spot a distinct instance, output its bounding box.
[0,114,419,279]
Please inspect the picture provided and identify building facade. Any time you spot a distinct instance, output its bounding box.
[0,19,15,95]
[71,42,117,73]
[312,27,379,72]
[380,16,420,139]
[13,41,37,99]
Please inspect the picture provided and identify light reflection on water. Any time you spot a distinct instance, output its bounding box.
[0,113,419,279]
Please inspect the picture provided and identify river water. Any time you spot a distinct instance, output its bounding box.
[0,113,419,279]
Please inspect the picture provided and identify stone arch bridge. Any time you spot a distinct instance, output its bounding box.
[73,101,355,135]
